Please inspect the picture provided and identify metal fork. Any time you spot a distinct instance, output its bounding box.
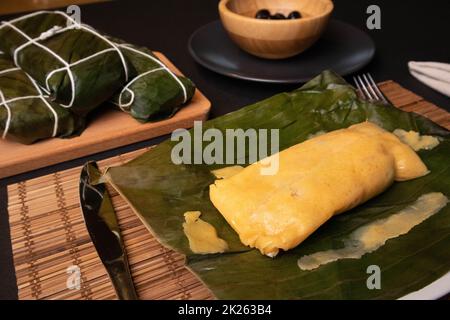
[353,73,391,104]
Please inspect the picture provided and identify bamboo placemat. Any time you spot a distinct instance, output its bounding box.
[8,148,214,300]
[7,81,450,300]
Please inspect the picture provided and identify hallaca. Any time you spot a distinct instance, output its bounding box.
[0,52,84,144]
[101,71,450,299]
[0,11,128,117]
[111,42,196,122]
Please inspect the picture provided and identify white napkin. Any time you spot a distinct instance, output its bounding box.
[408,61,450,97]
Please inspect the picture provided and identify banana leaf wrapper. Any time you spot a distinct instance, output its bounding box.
[0,53,84,144]
[104,71,450,299]
[0,11,126,117]
[110,42,196,122]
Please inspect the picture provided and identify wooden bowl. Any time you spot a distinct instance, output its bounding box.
[218,0,334,59]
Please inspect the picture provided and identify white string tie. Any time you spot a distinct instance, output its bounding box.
[0,89,12,139]
[39,25,63,41]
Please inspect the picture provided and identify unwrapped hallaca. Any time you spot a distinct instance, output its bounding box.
[0,11,128,117]
[111,42,196,122]
[103,71,450,299]
[209,122,429,257]
[0,52,84,144]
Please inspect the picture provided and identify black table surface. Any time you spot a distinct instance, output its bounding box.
[0,0,449,300]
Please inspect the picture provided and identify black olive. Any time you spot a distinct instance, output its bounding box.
[288,11,302,19]
[271,13,286,20]
[255,9,271,19]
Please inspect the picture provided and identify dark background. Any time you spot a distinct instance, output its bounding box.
[0,0,449,299]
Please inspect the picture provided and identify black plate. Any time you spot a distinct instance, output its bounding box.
[189,20,375,83]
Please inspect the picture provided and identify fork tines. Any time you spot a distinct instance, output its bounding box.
[353,73,389,104]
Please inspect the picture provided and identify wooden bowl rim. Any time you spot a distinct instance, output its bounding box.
[218,0,334,24]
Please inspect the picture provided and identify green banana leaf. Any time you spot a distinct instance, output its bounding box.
[0,53,85,144]
[110,41,196,122]
[0,11,126,117]
[105,71,450,299]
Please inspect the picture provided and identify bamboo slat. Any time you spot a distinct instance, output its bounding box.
[7,81,450,300]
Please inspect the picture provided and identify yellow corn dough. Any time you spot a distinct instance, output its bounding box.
[183,211,228,254]
[211,166,244,179]
[209,122,429,257]
[393,129,440,151]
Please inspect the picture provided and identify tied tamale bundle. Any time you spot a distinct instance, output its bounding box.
[110,42,196,122]
[0,52,84,144]
[0,11,128,117]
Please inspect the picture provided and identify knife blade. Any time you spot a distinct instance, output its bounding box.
[79,161,138,300]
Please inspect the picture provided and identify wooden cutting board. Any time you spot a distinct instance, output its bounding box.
[6,81,450,300]
[0,52,211,179]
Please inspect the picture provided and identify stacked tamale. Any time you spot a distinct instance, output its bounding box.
[0,11,195,144]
